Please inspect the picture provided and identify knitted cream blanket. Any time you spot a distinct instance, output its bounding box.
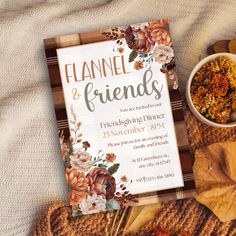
[0,0,236,235]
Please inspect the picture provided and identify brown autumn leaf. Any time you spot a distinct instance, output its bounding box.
[124,203,163,234]
[123,205,144,233]
[193,142,236,222]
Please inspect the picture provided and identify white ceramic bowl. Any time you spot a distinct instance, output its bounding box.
[186,53,236,128]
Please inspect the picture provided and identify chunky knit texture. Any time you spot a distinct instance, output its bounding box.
[1,0,236,235]
[33,198,236,235]
[134,198,236,236]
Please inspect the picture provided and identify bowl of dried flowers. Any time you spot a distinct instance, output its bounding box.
[186,53,236,127]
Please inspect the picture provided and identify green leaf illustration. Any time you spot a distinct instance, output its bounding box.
[106,199,120,211]
[139,54,148,58]
[108,163,120,175]
[129,51,138,62]
[72,210,83,217]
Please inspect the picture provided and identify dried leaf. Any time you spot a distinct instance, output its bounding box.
[70,120,75,124]
[124,203,163,234]
[193,142,236,222]
[123,205,144,233]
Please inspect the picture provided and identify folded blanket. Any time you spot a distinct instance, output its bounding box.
[33,198,236,235]
[1,0,236,235]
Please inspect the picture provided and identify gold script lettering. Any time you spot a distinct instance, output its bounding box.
[72,88,80,100]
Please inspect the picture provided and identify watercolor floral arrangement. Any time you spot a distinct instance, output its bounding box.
[102,19,178,89]
[59,106,137,216]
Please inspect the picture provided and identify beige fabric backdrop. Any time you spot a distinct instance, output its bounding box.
[0,0,235,235]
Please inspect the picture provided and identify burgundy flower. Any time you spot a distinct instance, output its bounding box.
[87,167,116,200]
[125,26,154,54]
[82,141,90,149]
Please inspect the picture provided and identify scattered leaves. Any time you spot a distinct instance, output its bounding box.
[129,50,138,62]
[108,163,120,175]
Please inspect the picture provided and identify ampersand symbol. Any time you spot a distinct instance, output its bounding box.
[72,88,80,100]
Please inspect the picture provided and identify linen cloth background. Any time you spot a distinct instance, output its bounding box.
[0,0,235,235]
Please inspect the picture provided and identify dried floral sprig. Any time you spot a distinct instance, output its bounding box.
[69,105,82,145]
[114,181,138,207]
[102,27,125,40]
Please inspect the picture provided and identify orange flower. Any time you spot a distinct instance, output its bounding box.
[105,153,116,163]
[118,47,124,53]
[65,168,89,207]
[120,175,128,183]
[69,189,89,209]
[134,60,144,70]
[66,168,78,185]
[210,74,229,96]
[148,19,172,46]
[66,168,89,189]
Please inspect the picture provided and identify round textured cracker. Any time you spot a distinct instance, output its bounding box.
[213,40,230,53]
[228,39,236,54]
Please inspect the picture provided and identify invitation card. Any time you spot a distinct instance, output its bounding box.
[44,19,195,216]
